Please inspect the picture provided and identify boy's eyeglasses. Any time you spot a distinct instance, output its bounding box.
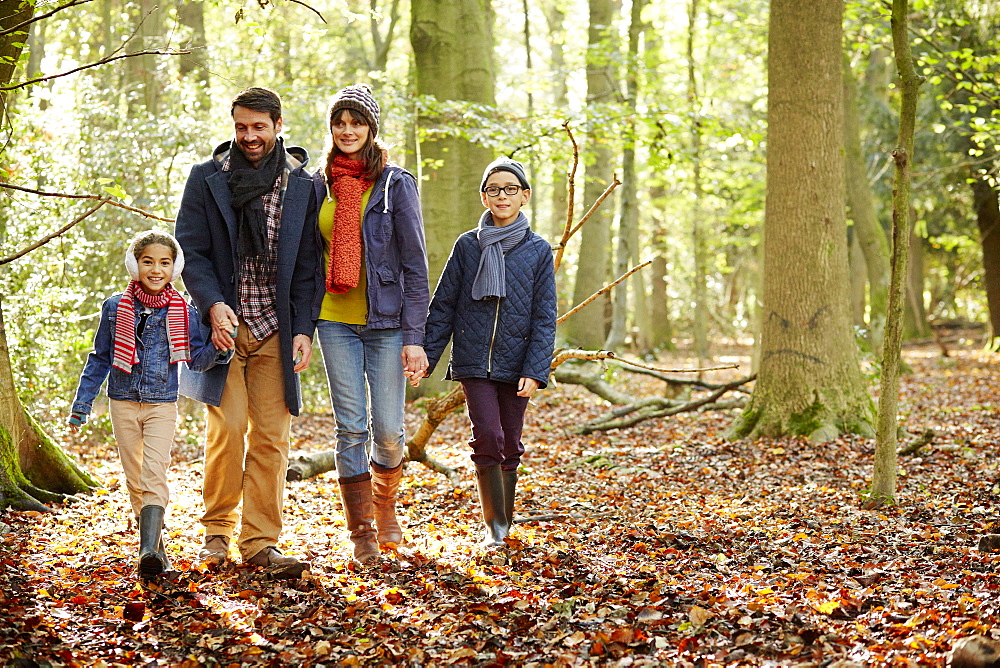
[483,185,523,197]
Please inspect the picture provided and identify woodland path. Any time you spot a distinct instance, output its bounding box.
[1,343,998,666]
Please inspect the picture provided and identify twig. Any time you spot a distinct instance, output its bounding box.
[0,182,174,222]
[577,374,756,434]
[557,259,651,324]
[898,429,935,456]
[621,365,750,390]
[550,348,738,373]
[553,121,580,272]
[288,0,327,22]
[1,49,190,91]
[0,0,94,37]
[0,199,109,265]
[566,175,622,240]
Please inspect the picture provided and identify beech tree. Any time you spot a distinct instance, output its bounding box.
[409,0,495,285]
[564,0,618,349]
[731,0,875,441]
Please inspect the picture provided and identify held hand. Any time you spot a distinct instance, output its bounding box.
[401,345,428,379]
[517,377,539,398]
[67,412,86,434]
[292,335,312,373]
[209,303,238,351]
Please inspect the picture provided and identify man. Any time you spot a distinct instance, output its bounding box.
[175,87,318,577]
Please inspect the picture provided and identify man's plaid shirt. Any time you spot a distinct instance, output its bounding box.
[222,153,284,342]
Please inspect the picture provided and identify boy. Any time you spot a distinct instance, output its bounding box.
[420,157,557,547]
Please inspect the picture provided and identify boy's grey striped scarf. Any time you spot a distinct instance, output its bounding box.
[471,210,530,300]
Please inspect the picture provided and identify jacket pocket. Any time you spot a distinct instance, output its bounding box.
[375,267,402,316]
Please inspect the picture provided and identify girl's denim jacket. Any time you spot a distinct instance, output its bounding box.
[71,293,228,417]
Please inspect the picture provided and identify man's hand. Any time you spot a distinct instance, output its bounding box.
[517,377,539,398]
[401,345,428,381]
[292,334,312,372]
[209,303,239,351]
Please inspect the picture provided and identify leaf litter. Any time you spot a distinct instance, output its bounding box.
[1,343,998,666]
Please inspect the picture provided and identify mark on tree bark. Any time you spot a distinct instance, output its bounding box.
[763,349,824,364]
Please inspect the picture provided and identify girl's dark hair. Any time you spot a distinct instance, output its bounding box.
[130,230,178,260]
[322,108,386,182]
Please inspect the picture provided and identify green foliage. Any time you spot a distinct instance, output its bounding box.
[0,0,996,431]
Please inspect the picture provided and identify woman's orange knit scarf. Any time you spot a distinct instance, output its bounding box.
[326,155,372,294]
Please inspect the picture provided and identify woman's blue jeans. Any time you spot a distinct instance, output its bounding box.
[316,321,406,479]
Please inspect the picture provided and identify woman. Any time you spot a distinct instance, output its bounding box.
[312,84,429,563]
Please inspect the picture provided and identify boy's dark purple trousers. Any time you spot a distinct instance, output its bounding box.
[460,378,530,470]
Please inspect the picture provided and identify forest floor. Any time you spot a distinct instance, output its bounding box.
[1,340,999,667]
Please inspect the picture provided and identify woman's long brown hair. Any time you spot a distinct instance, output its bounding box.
[322,108,386,183]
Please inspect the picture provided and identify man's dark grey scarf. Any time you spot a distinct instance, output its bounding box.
[472,210,530,300]
[228,136,285,260]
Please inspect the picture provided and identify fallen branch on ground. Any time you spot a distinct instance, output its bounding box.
[574,374,756,434]
[898,429,935,456]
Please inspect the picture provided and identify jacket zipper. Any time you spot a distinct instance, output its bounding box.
[486,298,501,376]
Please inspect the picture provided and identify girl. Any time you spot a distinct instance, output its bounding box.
[69,230,230,578]
[419,157,557,547]
[311,84,429,563]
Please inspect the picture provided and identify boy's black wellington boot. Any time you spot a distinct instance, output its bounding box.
[138,505,169,579]
[475,465,508,548]
[501,468,518,536]
[155,525,171,571]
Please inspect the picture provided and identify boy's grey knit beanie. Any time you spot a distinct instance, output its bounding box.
[480,157,530,191]
[329,84,380,136]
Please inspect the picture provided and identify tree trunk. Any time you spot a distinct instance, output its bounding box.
[410,0,495,283]
[0,298,99,510]
[903,225,930,339]
[178,0,210,107]
[125,0,162,114]
[848,230,867,329]
[0,0,33,126]
[687,0,709,363]
[410,0,495,395]
[867,0,922,507]
[731,0,874,442]
[606,0,644,352]
[844,57,890,353]
[565,0,617,349]
[543,4,571,319]
[646,185,674,350]
[972,178,1000,341]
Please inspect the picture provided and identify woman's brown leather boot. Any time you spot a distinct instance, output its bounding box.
[370,460,404,547]
[338,473,380,563]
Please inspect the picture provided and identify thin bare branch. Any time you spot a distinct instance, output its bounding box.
[567,175,621,240]
[553,121,579,271]
[557,259,650,324]
[1,49,189,91]
[288,0,327,23]
[0,0,94,37]
[576,374,756,434]
[0,199,109,265]
[550,348,738,374]
[0,182,174,222]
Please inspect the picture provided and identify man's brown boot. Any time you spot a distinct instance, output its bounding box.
[198,534,231,568]
[370,460,404,547]
[246,546,309,580]
[338,473,380,564]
